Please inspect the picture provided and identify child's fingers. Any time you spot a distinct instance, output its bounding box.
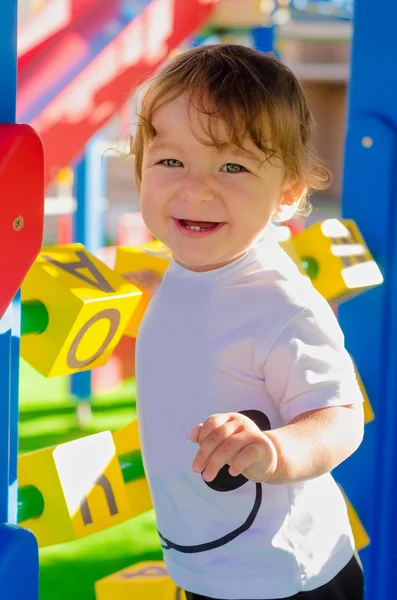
[228,443,264,477]
[201,436,248,482]
[192,418,242,475]
[196,413,234,444]
[229,436,278,481]
[188,425,202,443]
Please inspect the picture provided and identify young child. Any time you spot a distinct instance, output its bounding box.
[127,44,365,600]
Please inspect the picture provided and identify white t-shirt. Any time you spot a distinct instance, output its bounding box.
[135,226,363,600]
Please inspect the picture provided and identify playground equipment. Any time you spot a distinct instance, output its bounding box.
[293,219,383,305]
[20,244,140,377]
[115,241,171,337]
[17,421,152,547]
[18,240,171,379]
[18,0,219,187]
[95,560,186,600]
[0,6,45,598]
[276,220,383,303]
[0,124,44,319]
[18,431,134,546]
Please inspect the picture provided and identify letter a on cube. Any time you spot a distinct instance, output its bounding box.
[18,431,133,548]
[95,561,186,600]
[21,244,141,376]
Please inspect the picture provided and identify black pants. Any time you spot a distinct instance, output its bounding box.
[185,555,364,600]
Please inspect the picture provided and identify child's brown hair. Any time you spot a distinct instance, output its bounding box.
[131,44,331,212]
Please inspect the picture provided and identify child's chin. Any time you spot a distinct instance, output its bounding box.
[174,251,235,272]
[173,251,214,269]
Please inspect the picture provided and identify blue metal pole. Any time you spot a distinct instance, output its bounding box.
[8,300,21,523]
[0,310,13,525]
[0,0,18,526]
[0,3,17,122]
[71,136,107,408]
[0,2,39,597]
[336,0,397,598]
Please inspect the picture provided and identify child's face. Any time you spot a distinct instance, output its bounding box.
[139,92,289,272]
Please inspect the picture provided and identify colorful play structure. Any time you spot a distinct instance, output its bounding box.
[0,0,395,598]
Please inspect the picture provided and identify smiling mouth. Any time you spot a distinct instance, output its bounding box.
[177,219,221,232]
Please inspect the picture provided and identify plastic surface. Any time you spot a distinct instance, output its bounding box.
[0,124,44,319]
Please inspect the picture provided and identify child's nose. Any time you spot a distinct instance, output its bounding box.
[179,174,215,204]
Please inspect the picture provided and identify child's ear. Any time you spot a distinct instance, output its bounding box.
[273,183,307,223]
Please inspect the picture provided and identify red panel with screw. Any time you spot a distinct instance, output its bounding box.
[0,124,44,318]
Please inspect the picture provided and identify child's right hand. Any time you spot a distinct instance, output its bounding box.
[122,270,162,299]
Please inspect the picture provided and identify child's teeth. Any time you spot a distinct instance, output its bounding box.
[187,225,201,231]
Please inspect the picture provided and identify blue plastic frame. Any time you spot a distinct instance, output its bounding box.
[0,2,39,597]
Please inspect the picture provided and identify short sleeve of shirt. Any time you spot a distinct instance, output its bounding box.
[262,296,364,424]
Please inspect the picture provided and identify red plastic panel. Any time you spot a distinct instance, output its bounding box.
[17,0,120,116]
[0,124,44,318]
[30,0,218,187]
[18,0,109,68]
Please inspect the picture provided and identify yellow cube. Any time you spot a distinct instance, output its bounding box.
[274,225,308,276]
[339,487,370,551]
[113,420,153,516]
[18,431,133,548]
[113,420,141,455]
[115,240,171,337]
[95,561,186,600]
[124,477,153,517]
[292,219,383,305]
[21,244,141,377]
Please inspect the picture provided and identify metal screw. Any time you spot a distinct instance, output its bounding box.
[362,136,373,148]
[13,216,24,231]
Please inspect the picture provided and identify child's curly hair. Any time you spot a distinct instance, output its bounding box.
[131,44,331,214]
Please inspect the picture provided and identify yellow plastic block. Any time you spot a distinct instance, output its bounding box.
[339,487,370,551]
[19,431,133,548]
[292,219,383,305]
[351,358,375,424]
[274,225,308,275]
[21,244,141,377]
[113,420,153,515]
[95,561,186,600]
[125,478,153,516]
[115,240,171,337]
[113,420,141,455]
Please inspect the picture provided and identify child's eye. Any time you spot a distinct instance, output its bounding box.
[159,159,183,168]
[220,163,247,173]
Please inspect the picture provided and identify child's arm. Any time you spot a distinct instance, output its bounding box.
[189,403,364,485]
[264,402,364,484]
[190,296,365,486]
